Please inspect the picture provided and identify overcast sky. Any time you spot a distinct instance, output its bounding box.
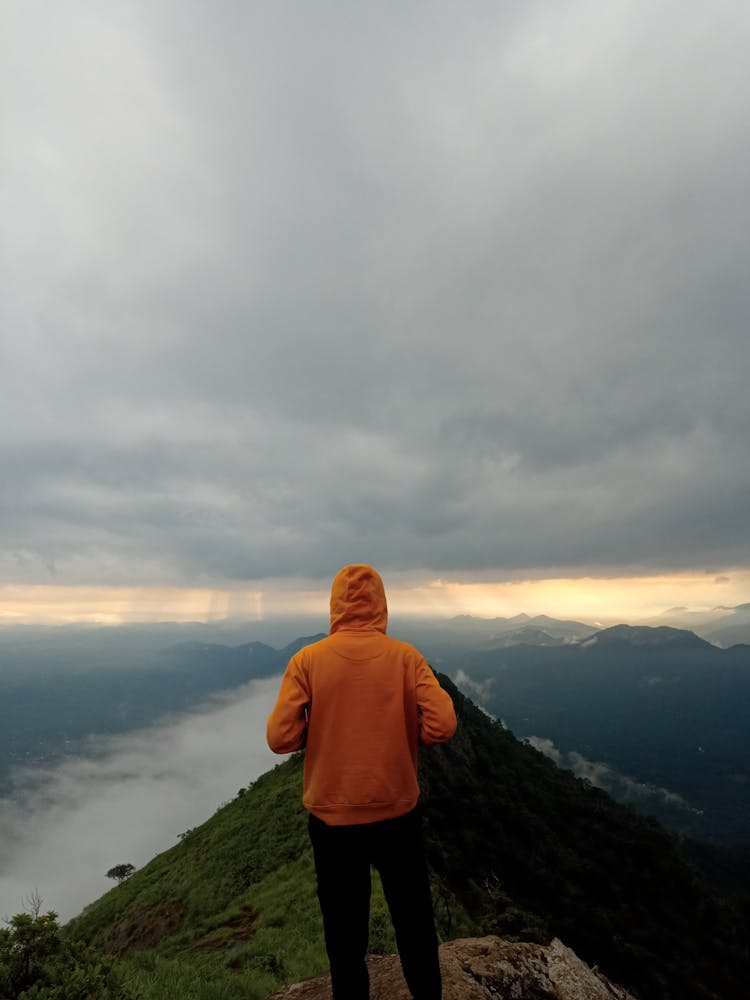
[2,1,750,609]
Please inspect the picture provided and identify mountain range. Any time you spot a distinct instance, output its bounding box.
[442,623,750,844]
[57,674,749,1000]
[648,603,750,647]
[2,615,748,845]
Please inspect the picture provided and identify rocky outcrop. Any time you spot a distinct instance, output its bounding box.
[268,935,636,999]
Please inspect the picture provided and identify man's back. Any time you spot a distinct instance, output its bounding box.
[266,564,456,825]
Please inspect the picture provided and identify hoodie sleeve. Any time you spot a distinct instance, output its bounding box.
[416,658,457,745]
[266,655,311,754]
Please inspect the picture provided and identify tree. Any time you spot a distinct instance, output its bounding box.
[0,910,60,998]
[0,907,129,999]
[105,864,135,885]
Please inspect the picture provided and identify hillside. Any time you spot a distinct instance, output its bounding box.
[64,675,749,1000]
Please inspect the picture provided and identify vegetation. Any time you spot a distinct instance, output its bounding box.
[420,678,750,1000]
[106,866,136,886]
[5,675,749,999]
[0,909,127,1000]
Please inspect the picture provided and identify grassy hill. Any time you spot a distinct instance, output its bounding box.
[64,749,414,999]
[61,675,748,1000]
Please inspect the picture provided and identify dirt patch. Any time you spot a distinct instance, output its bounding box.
[104,901,187,954]
[192,904,259,953]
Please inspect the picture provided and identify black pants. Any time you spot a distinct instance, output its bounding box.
[308,807,441,1000]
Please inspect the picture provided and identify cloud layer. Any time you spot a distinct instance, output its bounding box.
[0,676,282,921]
[2,1,750,588]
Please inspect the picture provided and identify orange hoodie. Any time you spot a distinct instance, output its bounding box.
[266,564,457,825]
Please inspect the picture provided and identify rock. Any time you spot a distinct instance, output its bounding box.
[267,935,637,999]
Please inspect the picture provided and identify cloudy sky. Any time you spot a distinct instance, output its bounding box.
[2,1,750,622]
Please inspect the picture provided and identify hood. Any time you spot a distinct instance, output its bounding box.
[329,564,388,634]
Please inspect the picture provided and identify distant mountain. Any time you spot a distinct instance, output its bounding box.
[700,603,750,647]
[704,627,750,648]
[66,676,749,1000]
[448,612,597,640]
[0,632,320,796]
[453,625,750,844]
[479,626,563,649]
[654,602,750,646]
[581,624,714,650]
[162,633,325,685]
[390,614,596,661]
[522,613,598,638]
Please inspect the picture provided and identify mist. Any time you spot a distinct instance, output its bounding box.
[0,675,284,921]
[524,735,700,815]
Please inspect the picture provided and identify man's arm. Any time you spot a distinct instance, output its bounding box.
[266,656,310,753]
[416,658,457,745]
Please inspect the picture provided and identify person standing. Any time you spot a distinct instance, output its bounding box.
[267,563,457,1000]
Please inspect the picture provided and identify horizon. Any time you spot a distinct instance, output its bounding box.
[2,569,749,628]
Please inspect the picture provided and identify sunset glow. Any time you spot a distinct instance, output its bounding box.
[2,570,748,627]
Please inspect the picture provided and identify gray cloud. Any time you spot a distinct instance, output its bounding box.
[0,676,283,921]
[2,1,750,587]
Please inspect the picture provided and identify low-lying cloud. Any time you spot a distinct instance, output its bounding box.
[525,736,700,814]
[453,670,497,719]
[0,675,284,922]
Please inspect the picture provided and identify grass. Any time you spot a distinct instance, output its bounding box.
[66,752,443,997]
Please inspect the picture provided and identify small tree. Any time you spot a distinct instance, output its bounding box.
[24,888,44,919]
[0,907,128,999]
[105,864,135,885]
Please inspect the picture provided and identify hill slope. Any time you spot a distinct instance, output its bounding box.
[67,676,749,1000]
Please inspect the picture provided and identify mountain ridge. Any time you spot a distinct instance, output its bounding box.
[582,624,714,649]
[65,674,750,1000]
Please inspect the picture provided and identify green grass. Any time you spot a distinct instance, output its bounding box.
[69,754,309,948]
[102,849,414,998]
[66,752,443,997]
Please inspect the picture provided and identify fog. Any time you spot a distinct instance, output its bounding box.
[453,669,495,716]
[0,676,284,921]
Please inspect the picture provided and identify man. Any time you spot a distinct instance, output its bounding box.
[267,563,457,1000]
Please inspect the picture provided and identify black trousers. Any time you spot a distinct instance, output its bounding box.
[308,807,441,1000]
